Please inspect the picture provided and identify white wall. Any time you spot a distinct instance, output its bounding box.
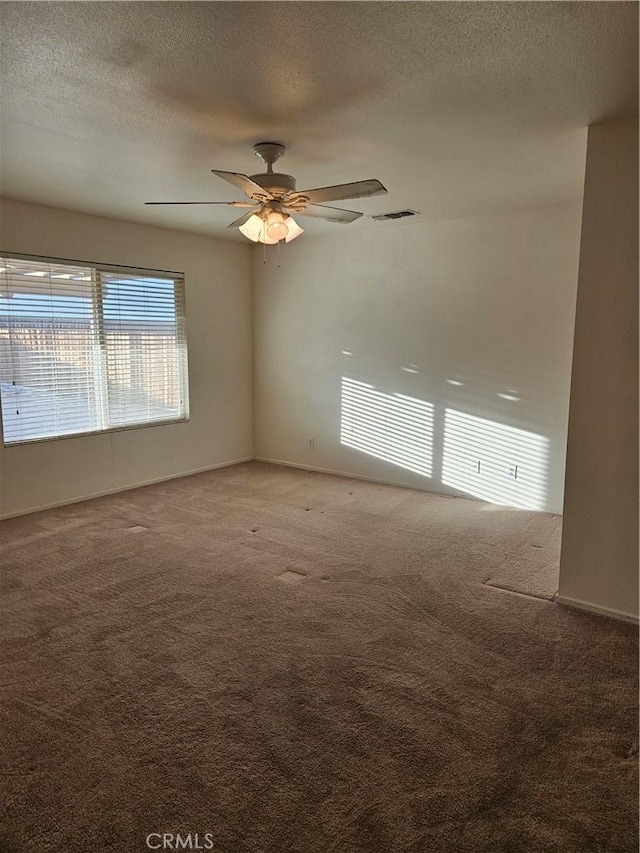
[0,199,253,517]
[253,203,583,514]
[557,117,639,622]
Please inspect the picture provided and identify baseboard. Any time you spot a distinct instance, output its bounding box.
[2,455,437,519]
[554,594,639,625]
[0,457,253,520]
[254,455,449,494]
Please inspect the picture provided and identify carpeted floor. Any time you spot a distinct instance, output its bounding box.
[0,461,637,853]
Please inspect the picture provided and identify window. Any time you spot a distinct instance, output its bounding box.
[0,254,189,445]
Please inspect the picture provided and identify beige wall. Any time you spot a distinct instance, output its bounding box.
[557,117,639,622]
[0,199,253,517]
[253,203,582,514]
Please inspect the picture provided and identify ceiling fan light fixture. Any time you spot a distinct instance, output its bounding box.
[239,210,304,245]
[238,213,277,244]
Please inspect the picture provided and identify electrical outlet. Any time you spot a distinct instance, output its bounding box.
[307,437,315,450]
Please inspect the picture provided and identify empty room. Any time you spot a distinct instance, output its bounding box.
[0,2,638,852]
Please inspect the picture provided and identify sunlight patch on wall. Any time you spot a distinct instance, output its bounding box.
[442,409,548,510]
[340,377,434,477]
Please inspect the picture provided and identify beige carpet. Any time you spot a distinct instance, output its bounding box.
[0,461,637,852]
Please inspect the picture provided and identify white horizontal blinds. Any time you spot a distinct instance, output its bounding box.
[99,270,187,427]
[173,278,189,420]
[0,255,188,446]
[0,257,102,444]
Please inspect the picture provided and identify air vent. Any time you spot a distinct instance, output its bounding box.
[371,209,420,221]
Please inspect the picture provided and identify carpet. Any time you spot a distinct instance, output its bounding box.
[0,461,637,852]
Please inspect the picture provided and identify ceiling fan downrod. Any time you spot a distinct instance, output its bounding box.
[253,142,286,174]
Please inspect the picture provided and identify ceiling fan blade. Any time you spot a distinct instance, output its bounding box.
[211,170,273,201]
[145,201,257,207]
[292,179,387,206]
[285,204,363,224]
[227,210,258,229]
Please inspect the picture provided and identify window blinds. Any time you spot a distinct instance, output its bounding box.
[0,254,189,445]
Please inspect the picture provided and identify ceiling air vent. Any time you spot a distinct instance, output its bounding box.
[371,209,420,221]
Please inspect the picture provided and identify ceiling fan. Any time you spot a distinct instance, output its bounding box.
[145,142,387,244]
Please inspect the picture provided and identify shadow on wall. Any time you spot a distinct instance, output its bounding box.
[340,376,549,511]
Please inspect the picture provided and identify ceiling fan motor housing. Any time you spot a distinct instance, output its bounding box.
[249,172,297,197]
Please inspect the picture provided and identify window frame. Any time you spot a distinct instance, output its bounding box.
[0,251,190,447]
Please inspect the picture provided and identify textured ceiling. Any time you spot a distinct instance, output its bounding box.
[1,1,638,241]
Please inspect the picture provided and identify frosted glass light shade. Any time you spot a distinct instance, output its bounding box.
[284,216,304,242]
[266,211,288,241]
[238,211,304,244]
[238,214,277,244]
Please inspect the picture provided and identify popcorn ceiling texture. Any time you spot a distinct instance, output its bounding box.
[1,461,637,851]
[1,2,637,238]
